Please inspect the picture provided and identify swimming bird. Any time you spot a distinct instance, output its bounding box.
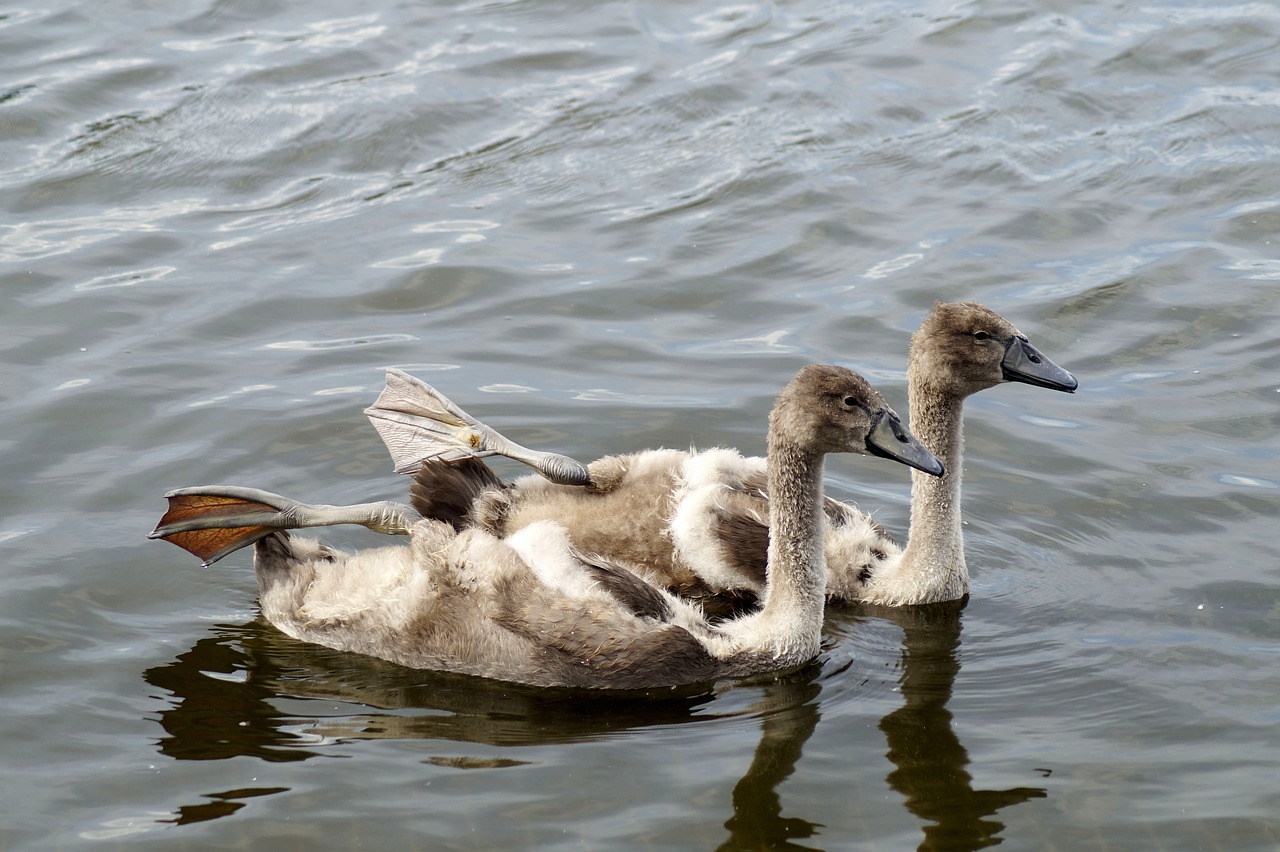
[365,302,1077,607]
[150,365,943,689]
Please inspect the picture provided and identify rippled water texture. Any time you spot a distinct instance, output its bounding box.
[3,1,1279,849]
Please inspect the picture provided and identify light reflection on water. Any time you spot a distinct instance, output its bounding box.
[3,0,1280,849]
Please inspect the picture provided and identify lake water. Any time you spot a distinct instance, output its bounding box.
[3,1,1279,849]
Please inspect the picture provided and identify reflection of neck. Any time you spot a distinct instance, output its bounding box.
[717,679,822,851]
[879,602,1046,849]
[898,378,968,602]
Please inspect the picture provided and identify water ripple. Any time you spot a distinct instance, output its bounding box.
[3,0,1280,848]
[264,334,417,351]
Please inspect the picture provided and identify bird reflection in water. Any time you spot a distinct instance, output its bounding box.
[144,619,721,825]
[846,599,1048,850]
[144,600,1044,846]
[715,669,824,851]
[144,620,821,836]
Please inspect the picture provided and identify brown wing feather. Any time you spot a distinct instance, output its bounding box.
[710,507,770,591]
[491,575,721,689]
[568,547,675,622]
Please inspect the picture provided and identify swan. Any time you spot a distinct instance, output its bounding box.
[150,365,943,689]
[364,302,1077,607]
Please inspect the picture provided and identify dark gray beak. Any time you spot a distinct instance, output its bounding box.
[866,410,945,477]
[1002,337,1078,392]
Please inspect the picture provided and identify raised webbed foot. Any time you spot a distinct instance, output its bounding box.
[149,485,421,566]
[364,368,591,486]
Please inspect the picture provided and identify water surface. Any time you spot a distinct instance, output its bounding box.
[3,1,1279,849]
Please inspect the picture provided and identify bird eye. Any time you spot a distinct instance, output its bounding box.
[973,330,990,341]
[843,396,858,407]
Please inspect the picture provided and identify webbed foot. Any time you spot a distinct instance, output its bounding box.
[364,368,591,486]
[149,485,421,566]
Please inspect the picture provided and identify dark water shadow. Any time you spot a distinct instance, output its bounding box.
[835,598,1048,851]
[714,675,824,851]
[143,619,723,755]
[144,603,1044,845]
[143,618,823,831]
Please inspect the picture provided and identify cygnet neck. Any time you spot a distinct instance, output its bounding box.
[898,378,969,601]
[753,429,828,645]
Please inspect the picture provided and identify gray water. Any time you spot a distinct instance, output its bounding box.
[3,1,1279,849]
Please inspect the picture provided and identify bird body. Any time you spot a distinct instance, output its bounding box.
[152,365,943,688]
[368,303,1077,606]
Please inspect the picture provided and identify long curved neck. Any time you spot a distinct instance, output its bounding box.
[898,379,969,601]
[754,434,827,646]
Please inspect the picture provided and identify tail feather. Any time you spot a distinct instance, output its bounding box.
[410,457,506,531]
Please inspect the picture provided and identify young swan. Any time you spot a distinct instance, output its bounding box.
[150,366,943,689]
[366,302,1077,607]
